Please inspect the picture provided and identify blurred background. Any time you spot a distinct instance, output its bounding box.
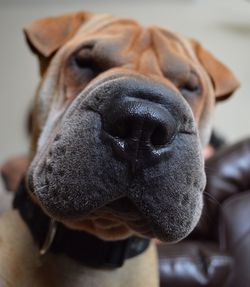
[0,0,250,165]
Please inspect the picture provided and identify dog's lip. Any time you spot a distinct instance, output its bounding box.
[66,197,156,238]
[105,197,144,220]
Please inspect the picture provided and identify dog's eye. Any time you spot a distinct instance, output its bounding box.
[72,48,102,79]
[180,72,201,97]
[65,47,104,99]
[75,49,93,68]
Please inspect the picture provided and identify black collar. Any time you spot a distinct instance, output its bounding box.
[13,179,150,269]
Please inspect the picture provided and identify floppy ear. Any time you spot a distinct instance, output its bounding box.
[191,39,240,101]
[24,11,90,74]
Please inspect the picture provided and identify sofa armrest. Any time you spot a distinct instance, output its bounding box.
[219,191,250,287]
[158,241,233,287]
[191,138,250,241]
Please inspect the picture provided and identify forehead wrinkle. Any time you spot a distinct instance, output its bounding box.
[129,28,163,76]
[77,14,139,37]
[158,27,202,67]
[150,28,190,81]
[95,28,143,68]
[121,26,143,56]
[138,48,164,77]
[139,28,164,76]
[157,27,194,58]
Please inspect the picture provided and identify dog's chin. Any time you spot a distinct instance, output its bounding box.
[38,200,202,242]
[29,190,203,243]
[29,174,203,242]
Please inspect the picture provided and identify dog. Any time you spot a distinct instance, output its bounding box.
[0,11,239,287]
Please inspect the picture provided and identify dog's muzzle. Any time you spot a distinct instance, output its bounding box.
[28,74,205,242]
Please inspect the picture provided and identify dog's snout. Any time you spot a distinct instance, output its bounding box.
[102,97,177,169]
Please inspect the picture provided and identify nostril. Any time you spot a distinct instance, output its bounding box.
[108,119,131,139]
[150,125,169,147]
[150,118,177,147]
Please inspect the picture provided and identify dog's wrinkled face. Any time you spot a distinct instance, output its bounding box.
[26,12,239,242]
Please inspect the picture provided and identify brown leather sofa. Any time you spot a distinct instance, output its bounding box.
[158,138,250,287]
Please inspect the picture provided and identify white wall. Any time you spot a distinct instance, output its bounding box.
[0,0,250,163]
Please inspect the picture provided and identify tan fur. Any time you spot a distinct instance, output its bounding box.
[0,210,158,287]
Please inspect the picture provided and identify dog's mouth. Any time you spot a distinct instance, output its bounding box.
[62,197,155,240]
[28,74,205,242]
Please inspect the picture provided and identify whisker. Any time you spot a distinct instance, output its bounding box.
[202,191,221,207]
[35,185,49,193]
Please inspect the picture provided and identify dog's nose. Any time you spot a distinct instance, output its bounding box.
[102,97,177,169]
